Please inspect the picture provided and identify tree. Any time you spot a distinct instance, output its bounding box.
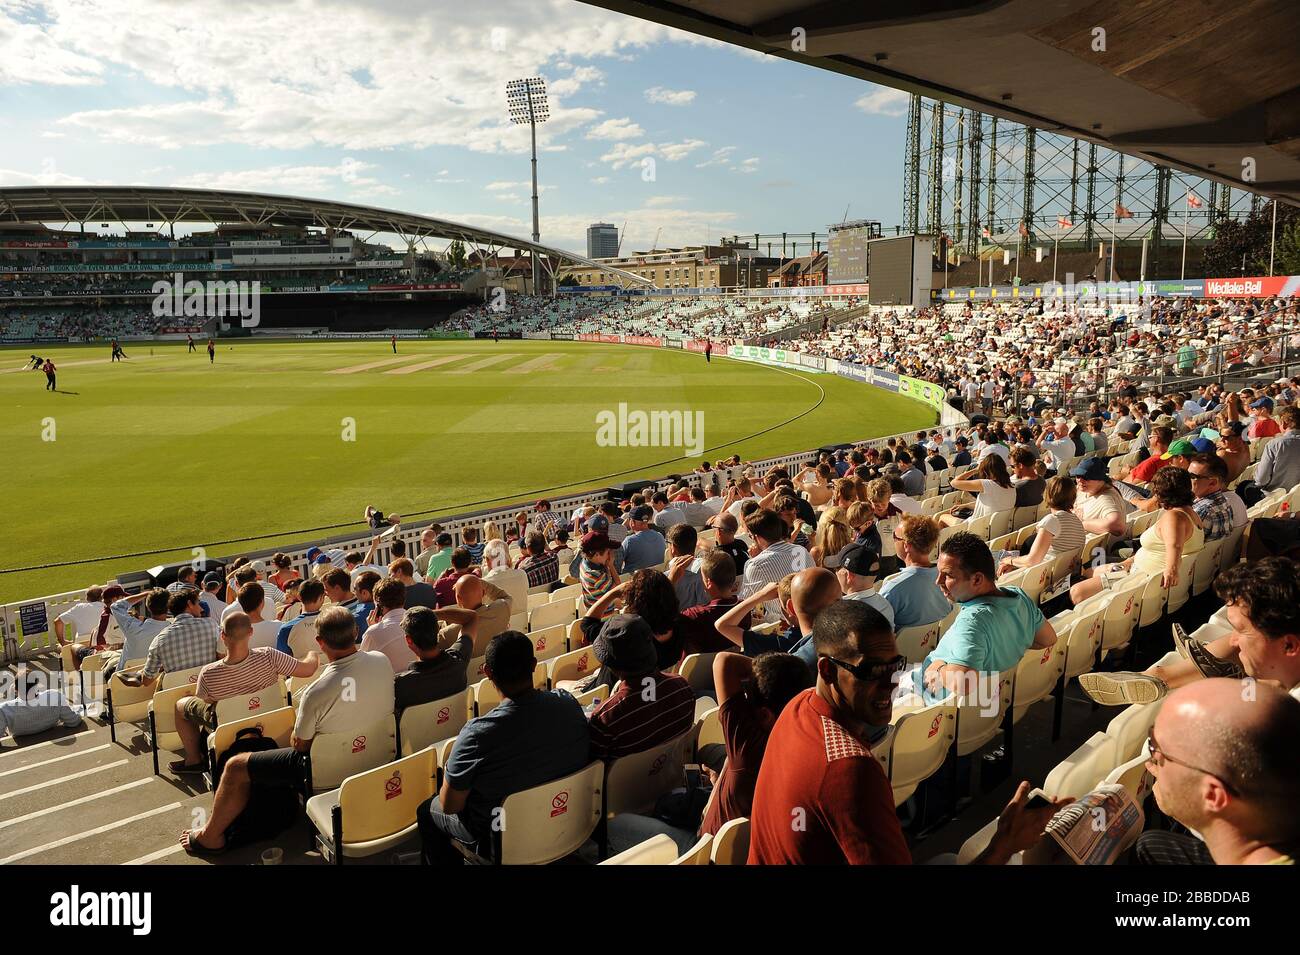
[446,239,467,270]
[1201,200,1300,277]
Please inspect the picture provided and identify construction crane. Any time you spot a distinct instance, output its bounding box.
[616,219,628,256]
[651,226,662,251]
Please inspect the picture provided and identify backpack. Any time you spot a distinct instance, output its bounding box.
[216,727,303,847]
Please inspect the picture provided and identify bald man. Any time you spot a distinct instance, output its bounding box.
[451,574,512,657]
[1136,678,1300,865]
[1079,557,1300,706]
[715,567,844,672]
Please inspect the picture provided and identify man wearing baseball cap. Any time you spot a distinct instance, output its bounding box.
[1069,457,1128,549]
[587,614,694,760]
[1129,439,1197,513]
[1248,396,1281,440]
[619,505,665,573]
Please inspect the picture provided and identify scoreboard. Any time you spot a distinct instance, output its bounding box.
[828,220,880,285]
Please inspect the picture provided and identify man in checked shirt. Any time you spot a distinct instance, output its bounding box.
[117,588,221,691]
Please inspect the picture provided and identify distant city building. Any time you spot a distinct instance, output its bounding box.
[586,223,619,259]
[561,241,781,289]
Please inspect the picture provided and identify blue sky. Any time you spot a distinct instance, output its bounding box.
[0,0,908,254]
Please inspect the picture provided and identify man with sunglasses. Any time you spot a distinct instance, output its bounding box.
[748,600,1058,864]
[1135,678,1300,865]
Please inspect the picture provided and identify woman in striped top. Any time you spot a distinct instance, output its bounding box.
[997,475,1086,577]
[578,532,620,617]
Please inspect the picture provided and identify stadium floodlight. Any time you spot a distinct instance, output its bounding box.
[506,76,549,294]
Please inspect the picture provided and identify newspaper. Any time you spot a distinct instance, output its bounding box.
[1043,783,1144,865]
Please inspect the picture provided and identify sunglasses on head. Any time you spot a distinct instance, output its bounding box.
[823,654,908,683]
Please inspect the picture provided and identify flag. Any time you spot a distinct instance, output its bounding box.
[1186,192,1203,209]
[1018,221,1029,238]
[1115,203,1134,219]
[1057,215,1074,228]
[981,226,991,238]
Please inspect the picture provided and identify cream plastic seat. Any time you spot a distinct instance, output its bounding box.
[674,832,714,865]
[1062,604,1105,681]
[988,509,1013,540]
[529,624,569,663]
[487,761,604,865]
[1137,572,1168,629]
[214,677,289,727]
[1218,524,1245,571]
[160,664,207,690]
[550,582,582,604]
[572,684,610,709]
[598,833,679,865]
[547,643,601,687]
[954,667,1015,757]
[1104,752,1154,807]
[308,746,438,865]
[887,698,956,806]
[528,598,578,633]
[147,683,198,775]
[709,817,750,865]
[677,652,720,694]
[399,689,472,756]
[1012,638,1066,725]
[309,714,398,792]
[1017,561,1054,605]
[1106,687,1168,764]
[966,513,992,541]
[1096,573,1148,658]
[695,704,723,752]
[1164,553,1198,614]
[895,621,943,667]
[472,667,549,717]
[1042,731,1120,800]
[207,706,297,788]
[1190,538,1224,596]
[603,727,693,820]
[105,670,157,744]
[1011,505,1039,532]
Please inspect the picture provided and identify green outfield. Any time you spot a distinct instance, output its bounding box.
[0,338,935,600]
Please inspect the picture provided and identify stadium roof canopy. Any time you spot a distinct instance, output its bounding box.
[0,185,653,286]
[582,0,1300,207]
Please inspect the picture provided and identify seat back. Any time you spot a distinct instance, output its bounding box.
[529,624,569,663]
[214,678,289,727]
[337,746,438,845]
[160,665,206,690]
[1018,561,1054,605]
[1137,571,1168,628]
[598,833,679,865]
[1165,552,1198,614]
[147,683,195,750]
[1012,640,1066,724]
[895,621,943,667]
[399,689,472,756]
[547,644,601,686]
[1063,604,1105,680]
[673,833,714,865]
[1190,539,1223,596]
[310,715,398,791]
[677,653,720,694]
[1104,752,1155,807]
[1106,699,1163,764]
[1100,575,1146,654]
[1042,731,1120,800]
[988,509,1013,540]
[1011,505,1039,532]
[954,668,1015,757]
[497,761,604,865]
[966,513,992,541]
[887,699,956,806]
[1218,524,1245,571]
[209,706,296,761]
[529,598,577,633]
[604,728,693,818]
[473,667,548,717]
[709,817,750,865]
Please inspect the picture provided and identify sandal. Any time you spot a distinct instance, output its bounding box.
[180,830,226,856]
[169,759,207,775]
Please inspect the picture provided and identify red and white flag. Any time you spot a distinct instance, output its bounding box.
[1057,215,1074,228]
[1186,192,1203,209]
[981,226,991,238]
[1018,221,1029,238]
[1115,203,1134,219]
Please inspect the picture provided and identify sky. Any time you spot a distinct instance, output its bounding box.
[0,0,910,256]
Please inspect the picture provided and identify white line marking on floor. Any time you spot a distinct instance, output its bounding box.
[447,353,520,374]
[0,743,110,778]
[0,762,134,812]
[122,843,186,866]
[0,730,94,759]
[326,355,422,374]
[384,354,469,375]
[0,801,182,865]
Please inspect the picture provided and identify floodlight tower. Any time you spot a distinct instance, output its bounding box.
[507,76,549,295]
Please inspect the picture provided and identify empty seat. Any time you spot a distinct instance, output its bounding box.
[308,746,439,864]
[398,689,472,756]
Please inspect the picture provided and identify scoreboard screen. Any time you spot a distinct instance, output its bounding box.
[867,235,915,305]
[828,225,871,285]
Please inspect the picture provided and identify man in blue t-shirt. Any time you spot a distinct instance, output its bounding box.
[919,533,1056,701]
[416,630,590,864]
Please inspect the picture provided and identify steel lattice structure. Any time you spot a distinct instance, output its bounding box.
[904,95,1256,276]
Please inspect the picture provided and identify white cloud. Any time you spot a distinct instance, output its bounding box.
[590,176,609,184]
[0,165,95,186]
[738,157,760,173]
[645,86,695,106]
[585,117,644,141]
[657,139,707,161]
[598,141,659,170]
[17,0,697,152]
[171,158,398,196]
[694,146,735,169]
[854,87,910,117]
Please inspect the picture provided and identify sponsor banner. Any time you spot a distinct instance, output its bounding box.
[0,336,70,344]
[355,259,406,268]
[559,285,624,293]
[798,353,827,371]
[2,240,70,249]
[828,359,870,383]
[872,368,899,387]
[425,331,472,339]
[1204,275,1300,298]
[664,337,683,348]
[550,332,575,340]
[522,331,552,340]
[473,330,521,339]
[745,284,869,298]
[897,374,946,412]
[159,326,203,334]
[578,333,621,344]
[14,262,231,273]
[369,283,463,291]
[824,283,871,295]
[621,335,664,347]
[229,239,282,247]
[683,340,710,353]
[324,284,370,292]
[727,344,810,372]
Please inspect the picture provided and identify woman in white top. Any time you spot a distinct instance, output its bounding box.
[998,475,1086,577]
[940,454,1016,526]
[481,523,511,574]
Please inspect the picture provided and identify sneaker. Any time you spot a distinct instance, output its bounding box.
[1172,623,1245,679]
[1078,671,1168,706]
